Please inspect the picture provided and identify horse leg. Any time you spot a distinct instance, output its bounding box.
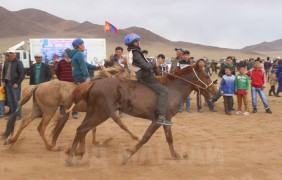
[91,127,98,145]
[50,112,70,151]
[122,122,161,165]
[111,113,140,142]
[7,111,40,144]
[37,114,55,150]
[66,112,109,165]
[163,125,184,159]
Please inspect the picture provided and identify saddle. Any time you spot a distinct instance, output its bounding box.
[155,76,168,85]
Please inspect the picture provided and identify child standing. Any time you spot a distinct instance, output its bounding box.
[220,68,236,115]
[0,82,5,117]
[235,66,250,115]
[246,59,272,114]
[269,70,277,96]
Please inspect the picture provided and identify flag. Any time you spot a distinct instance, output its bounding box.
[105,21,118,33]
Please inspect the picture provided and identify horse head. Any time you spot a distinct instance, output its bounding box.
[193,64,218,100]
[172,64,218,100]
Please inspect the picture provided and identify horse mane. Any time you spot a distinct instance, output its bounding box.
[71,81,96,104]
[96,62,124,78]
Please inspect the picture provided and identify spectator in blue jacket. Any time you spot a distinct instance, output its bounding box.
[68,38,102,83]
[220,68,235,115]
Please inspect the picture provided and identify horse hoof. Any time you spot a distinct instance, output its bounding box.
[65,150,73,166]
[183,153,188,159]
[74,160,81,166]
[173,153,182,160]
[65,158,73,166]
[46,145,54,151]
[102,137,114,146]
[122,154,130,165]
[64,147,71,154]
[95,138,114,147]
[50,146,63,152]
[92,141,100,146]
[3,139,10,145]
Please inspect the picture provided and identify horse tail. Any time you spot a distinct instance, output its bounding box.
[1,85,38,140]
[51,81,96,139]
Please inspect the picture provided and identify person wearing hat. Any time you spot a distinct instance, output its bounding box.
[124,33,172,125]
[2,49,25,119]
[68,38,101,83]
[29,53,51,85]
[170,48,184,73]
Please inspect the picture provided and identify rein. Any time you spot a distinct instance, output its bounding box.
[165,71,205,92]
[192,68,213,89]
[157,67,212,94]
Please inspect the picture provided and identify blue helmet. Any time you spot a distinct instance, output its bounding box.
[124,33,141,45]
[72,38,84,48]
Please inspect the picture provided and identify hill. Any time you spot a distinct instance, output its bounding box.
[242,39,282,52]
[0,6,265,59]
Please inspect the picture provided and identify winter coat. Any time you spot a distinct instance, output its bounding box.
[269,73,277,86]
[235,74,249,90]
[29,62,51,85]
[68,49,97,82]
[2,58,25,85]
[127,45,156,82]
[220,74,235,96]
[246,68,266,88]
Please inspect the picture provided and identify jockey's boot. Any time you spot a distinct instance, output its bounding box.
[156,115,173,126]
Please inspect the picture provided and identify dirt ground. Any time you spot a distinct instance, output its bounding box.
[0,77,282,180]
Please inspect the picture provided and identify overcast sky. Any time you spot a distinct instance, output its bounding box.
[1,0,282,49]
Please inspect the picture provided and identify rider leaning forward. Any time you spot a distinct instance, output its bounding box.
[124,33,172,126]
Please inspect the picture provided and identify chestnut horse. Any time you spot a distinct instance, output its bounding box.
[2,65,138,150]
[60,64,218,164]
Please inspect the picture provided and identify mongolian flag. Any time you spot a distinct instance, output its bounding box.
[105,21,118,33]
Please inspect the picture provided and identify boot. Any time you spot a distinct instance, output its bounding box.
[266,108,272,114]
[275,92,281,97]
[185,107,191,113]
[207,101,217,112]
[156,115,173,126]
[253,108,257,113]
[269,91,272,96]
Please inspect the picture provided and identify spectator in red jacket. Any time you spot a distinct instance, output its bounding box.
[246,59,272,114]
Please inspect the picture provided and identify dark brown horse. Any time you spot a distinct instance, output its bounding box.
[210,61,218,75]
[59,64,218,165]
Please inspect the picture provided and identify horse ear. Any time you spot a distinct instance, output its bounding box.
[194,63,200,71]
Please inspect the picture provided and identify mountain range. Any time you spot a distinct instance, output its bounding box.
[0,6,280,58]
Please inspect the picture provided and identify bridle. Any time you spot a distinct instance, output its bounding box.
[192,68,213,89]
[164,67,214,97]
